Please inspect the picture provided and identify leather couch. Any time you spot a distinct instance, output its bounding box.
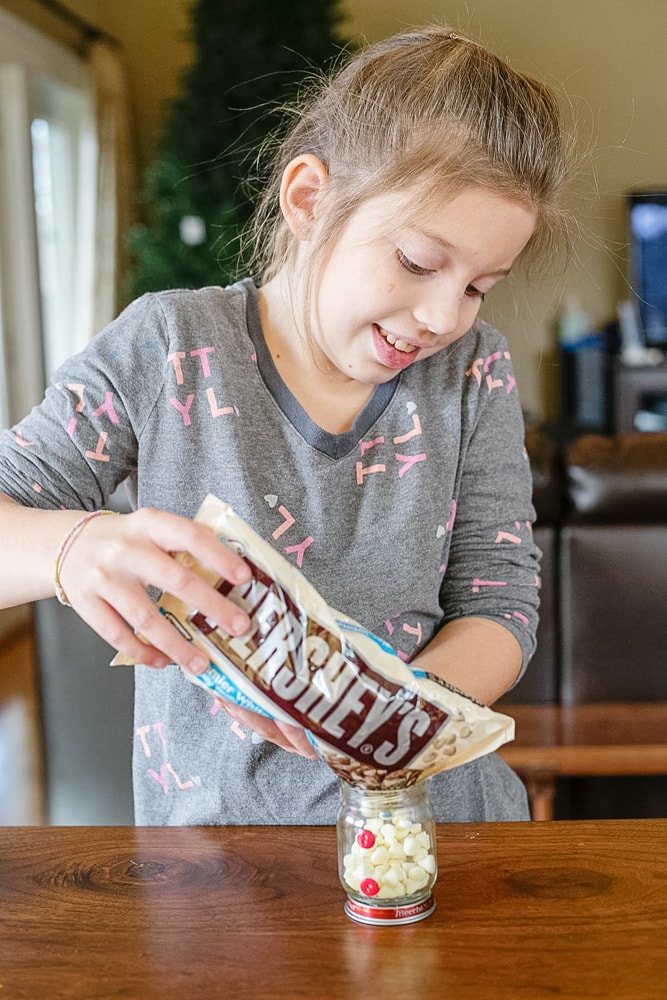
[506,428,667,706]
[501,428,667,818]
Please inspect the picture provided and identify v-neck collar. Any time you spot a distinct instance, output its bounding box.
[243,279,399,459]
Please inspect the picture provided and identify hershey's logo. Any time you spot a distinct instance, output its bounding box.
[189,558,447,770]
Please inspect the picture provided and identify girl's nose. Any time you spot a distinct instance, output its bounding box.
[413,289,461,338]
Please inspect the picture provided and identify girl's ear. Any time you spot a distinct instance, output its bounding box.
[279,154,329,239]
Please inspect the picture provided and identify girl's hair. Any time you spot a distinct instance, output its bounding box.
[249,24,573,315]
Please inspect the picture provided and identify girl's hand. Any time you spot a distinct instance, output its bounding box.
[215,701,319,760]
[56,505,320,760]
[57,507,252,675]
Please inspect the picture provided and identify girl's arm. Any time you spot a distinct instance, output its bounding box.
[0,493,84,605]
[0,492,253,675]
[429,333,540,707]
[409,616,522,706]
[0,492,318,758]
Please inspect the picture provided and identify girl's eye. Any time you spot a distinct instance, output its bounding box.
[397,249,486,300]
[397,248,486,300]
[396,249,434,276]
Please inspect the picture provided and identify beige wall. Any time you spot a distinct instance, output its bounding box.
[2,0,665,418]
[342,1,666,419]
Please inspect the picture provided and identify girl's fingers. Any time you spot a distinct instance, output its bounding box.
[130,509,252,588]
[107,581,215,673]
[108,541,251,639]
[274,718,319,758]
[219,702,319,760]
[72,590,204,672]
[62,509,321,758]
[106,513,252,628]
[59,508,253,669]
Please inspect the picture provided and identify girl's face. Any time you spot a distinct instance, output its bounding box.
[308,186,537,385]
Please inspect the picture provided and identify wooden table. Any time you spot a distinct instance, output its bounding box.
[1,821,666,1000]
[499,702,667,820]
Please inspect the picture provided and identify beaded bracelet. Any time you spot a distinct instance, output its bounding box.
[54,509,118,608]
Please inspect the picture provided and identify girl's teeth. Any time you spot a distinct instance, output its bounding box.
[385,333,417,353]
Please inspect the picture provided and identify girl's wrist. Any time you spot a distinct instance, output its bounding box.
[53,509,118,607]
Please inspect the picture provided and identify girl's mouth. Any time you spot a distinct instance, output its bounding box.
[382,331,418,354]
[372,325,420,370]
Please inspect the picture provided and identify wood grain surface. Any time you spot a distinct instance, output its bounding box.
[0,820,665,1000]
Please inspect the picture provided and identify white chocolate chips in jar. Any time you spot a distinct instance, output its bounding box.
[342,812,436,899]
[337,781,438,924]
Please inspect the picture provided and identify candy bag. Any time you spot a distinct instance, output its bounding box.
[115,495,515,790]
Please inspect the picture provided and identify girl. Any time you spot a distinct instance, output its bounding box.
[0,25,571,824]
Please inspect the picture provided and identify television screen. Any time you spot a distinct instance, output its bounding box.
[627,190,667,348]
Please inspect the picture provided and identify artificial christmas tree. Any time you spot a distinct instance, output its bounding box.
[130,0,347,297]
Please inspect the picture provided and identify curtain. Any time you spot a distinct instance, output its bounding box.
[88,39,135,332]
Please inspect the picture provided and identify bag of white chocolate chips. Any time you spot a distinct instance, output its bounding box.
[117,495,515,790]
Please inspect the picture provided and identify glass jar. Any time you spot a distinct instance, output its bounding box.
[336,780,438,925]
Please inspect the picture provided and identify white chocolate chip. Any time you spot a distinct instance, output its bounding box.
[370,846,389,865]
[419,854,436,874]
[402,836,418,856]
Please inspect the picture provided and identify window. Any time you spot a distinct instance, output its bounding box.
[31,77,97,380]
[0,9,97,426]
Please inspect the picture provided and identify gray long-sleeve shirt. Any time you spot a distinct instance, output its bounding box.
[0,278,538,823]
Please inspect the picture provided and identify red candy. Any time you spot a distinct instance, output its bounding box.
[360,878,380,897]
[356,829,376,850]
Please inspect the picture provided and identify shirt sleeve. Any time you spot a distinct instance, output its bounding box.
[0,294,169,511]
[439,334,541,678]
